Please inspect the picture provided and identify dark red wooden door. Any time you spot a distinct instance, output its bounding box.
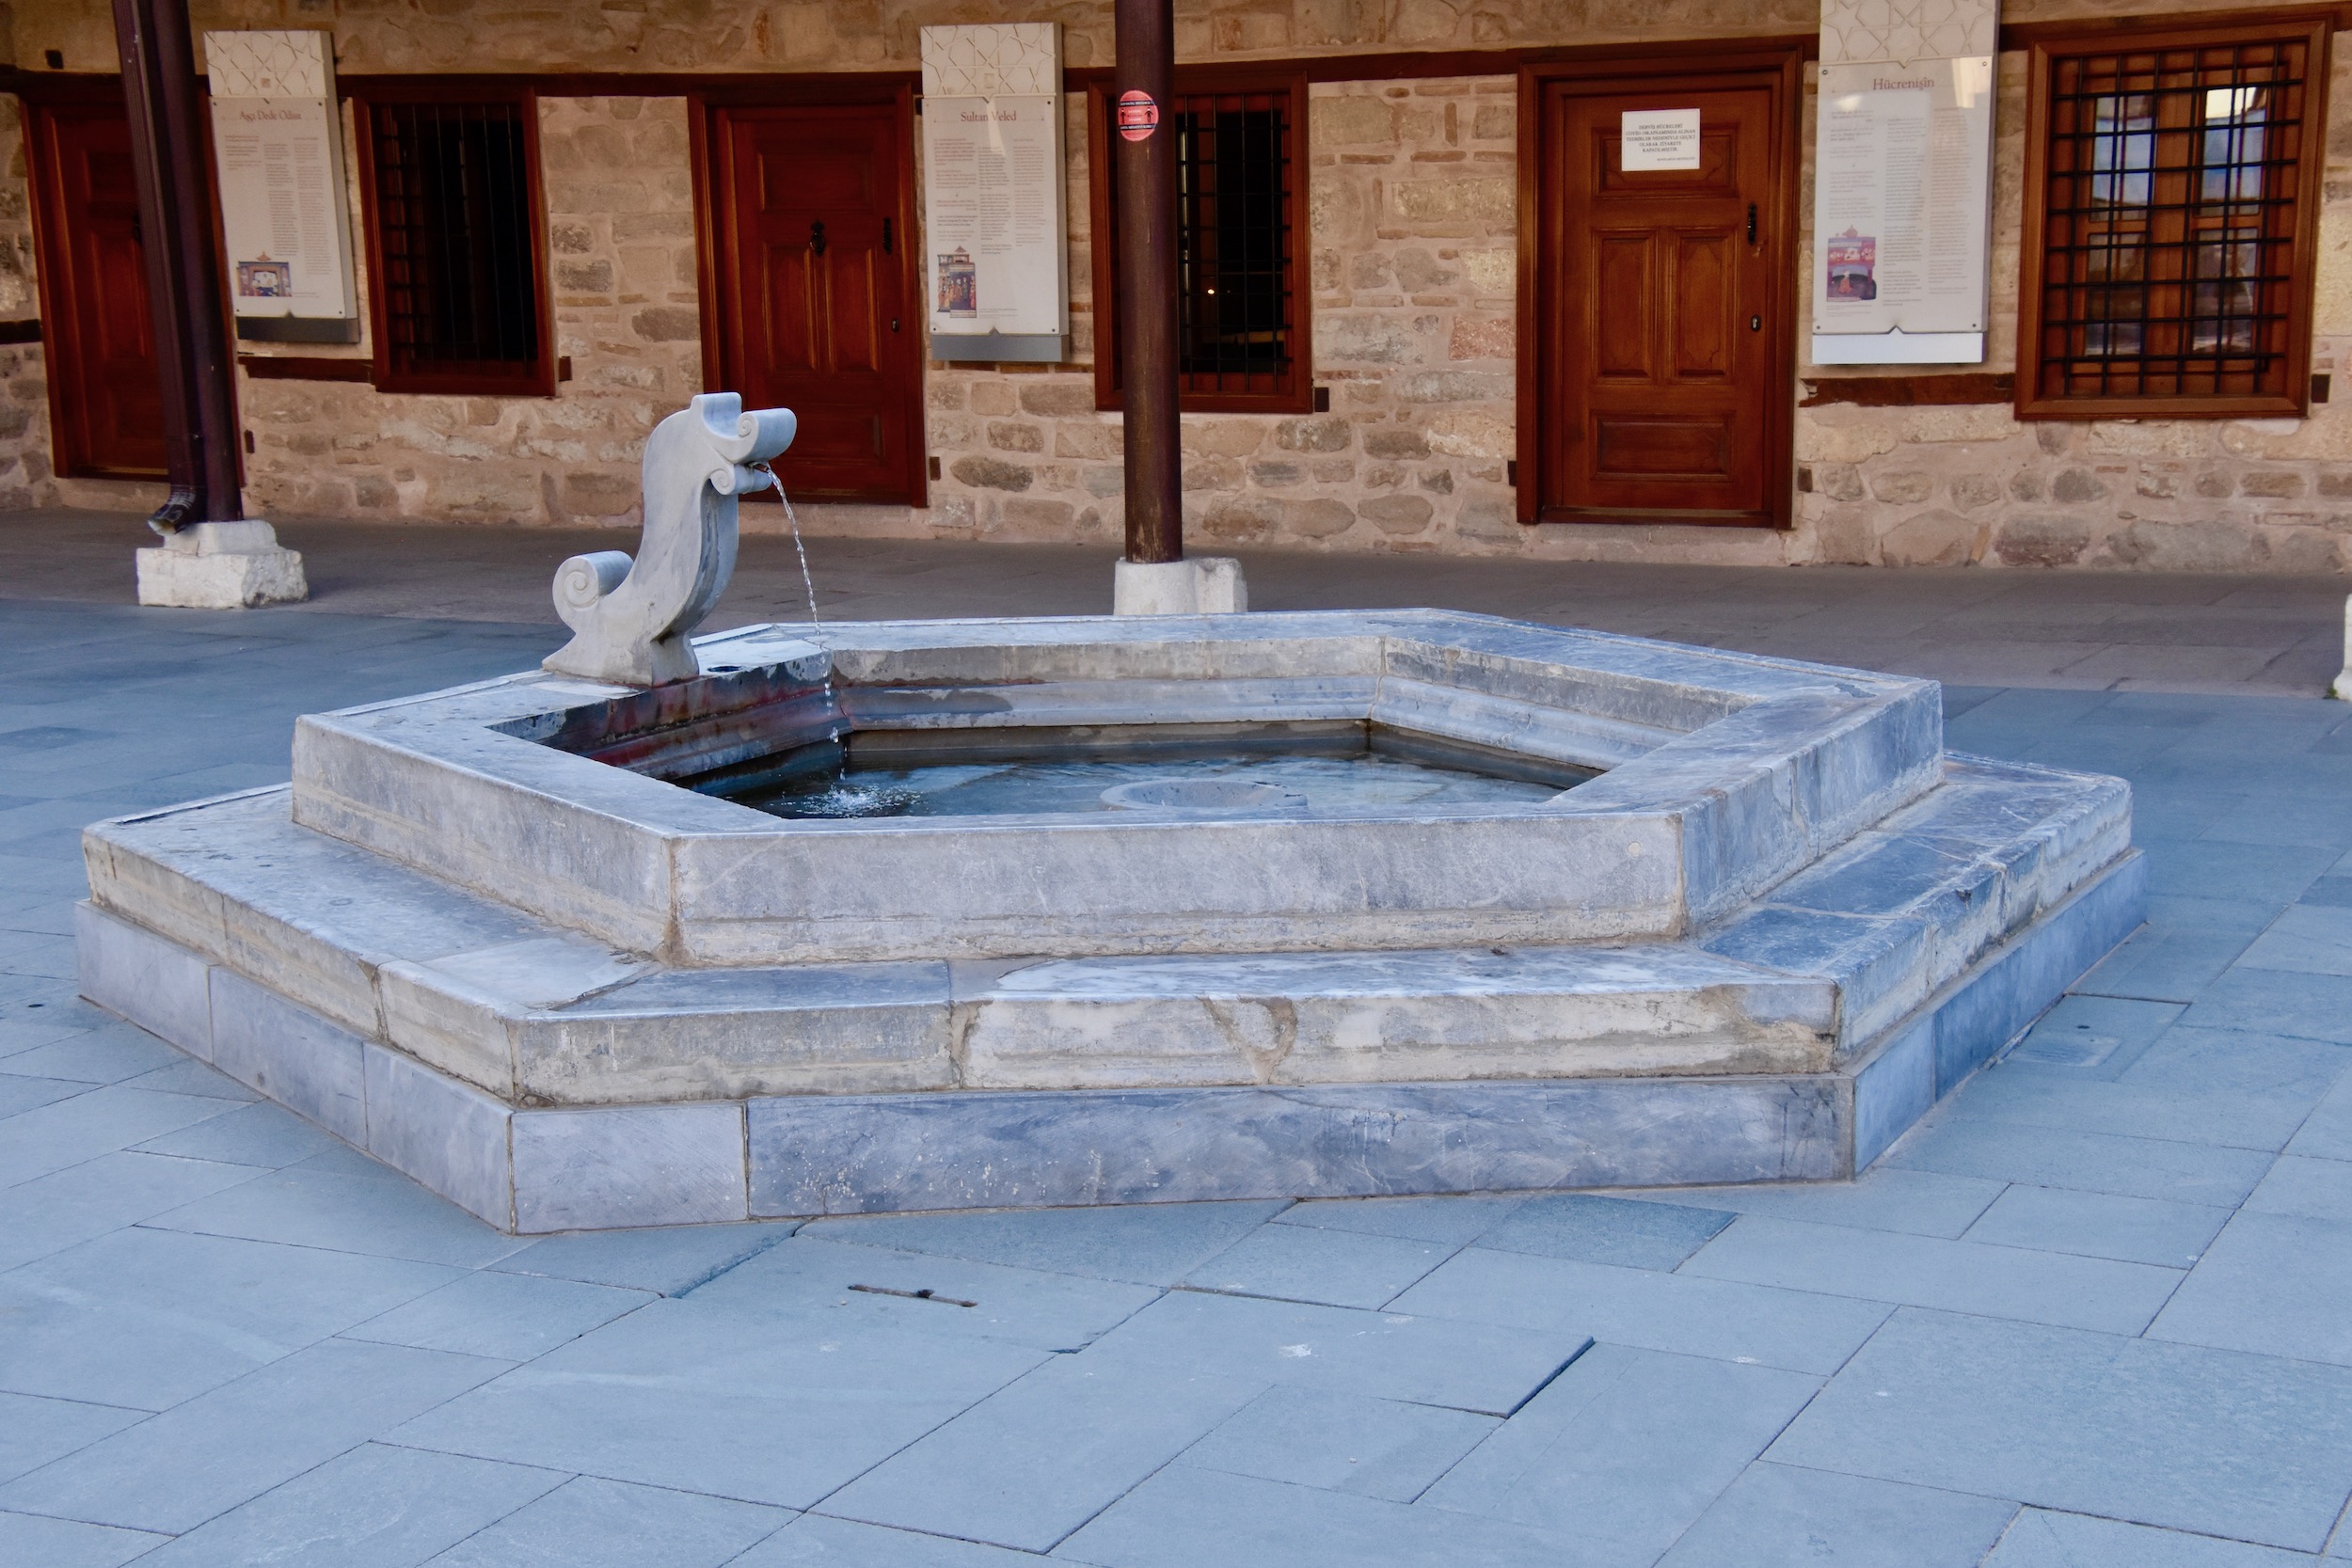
[708,102,920,504]
[1540,83,1784,523]
[30,103,167,479]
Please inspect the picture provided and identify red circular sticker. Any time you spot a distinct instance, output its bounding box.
[1116,90,1159,142]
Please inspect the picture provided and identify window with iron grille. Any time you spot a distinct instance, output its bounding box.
[1090,75,1311,413]
[356,92,555,396]
[2018,18,2328,418]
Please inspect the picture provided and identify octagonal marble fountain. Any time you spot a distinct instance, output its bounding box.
[77,398,2144,1233]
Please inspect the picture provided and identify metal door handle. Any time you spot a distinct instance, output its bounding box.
[810,219,828,256]
[882,218,893,254]
[1746,203,1757,245]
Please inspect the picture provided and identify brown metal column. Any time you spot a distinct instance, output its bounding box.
[114,0,242,532]
[1114,0,1182,565]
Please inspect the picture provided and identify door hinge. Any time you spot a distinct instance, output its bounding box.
[1746,203,1757,245]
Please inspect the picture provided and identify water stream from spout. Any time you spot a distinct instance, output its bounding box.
[771,481,843,747]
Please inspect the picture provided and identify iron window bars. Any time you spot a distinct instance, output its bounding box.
[1094,78,1309,412]
[358,94,554,396]
[2026,24,2322,414]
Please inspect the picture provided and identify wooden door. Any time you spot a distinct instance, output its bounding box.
[27,102,167,479]
[1527,67,1795,526]
[703,100,922,504]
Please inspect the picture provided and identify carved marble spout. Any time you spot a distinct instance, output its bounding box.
[543,393,798,687]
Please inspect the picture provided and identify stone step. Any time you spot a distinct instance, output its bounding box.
[83,750,2128,1112]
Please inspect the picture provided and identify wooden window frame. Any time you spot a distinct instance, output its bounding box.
[1087,68,1312,415]
[350,84,557,398]
[2015,13,2331,420]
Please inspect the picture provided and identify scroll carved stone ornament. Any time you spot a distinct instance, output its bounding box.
[543,392,798,687]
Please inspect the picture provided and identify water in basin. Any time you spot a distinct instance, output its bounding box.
[735,750,1565,820]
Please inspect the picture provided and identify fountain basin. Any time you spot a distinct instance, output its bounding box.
[282,611,1945,964]
[77,610,2141,1232]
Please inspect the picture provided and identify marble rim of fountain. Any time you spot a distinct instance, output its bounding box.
[284,610,1946,966]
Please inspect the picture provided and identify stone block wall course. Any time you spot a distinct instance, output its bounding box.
[8,0,2352,571]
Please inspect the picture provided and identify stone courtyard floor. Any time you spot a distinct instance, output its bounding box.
[4,511,2352,1565]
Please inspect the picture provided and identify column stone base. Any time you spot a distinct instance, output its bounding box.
[1113,557,1248,616]
[136,521,309,609]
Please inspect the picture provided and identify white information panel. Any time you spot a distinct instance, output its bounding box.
[1811,56,1994,363]
[1621,109,1702,171]
[920,24,1068,360]
[204,30,358,328]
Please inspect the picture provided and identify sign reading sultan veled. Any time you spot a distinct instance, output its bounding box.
[920,24,1070,356]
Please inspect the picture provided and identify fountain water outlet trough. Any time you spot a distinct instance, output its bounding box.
[76,395,2144,1233]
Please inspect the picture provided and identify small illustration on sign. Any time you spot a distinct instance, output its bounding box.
[1117,89,1159,142]
[237,259,293,297]
[1825,229,1877,301]
[1620,108,1702,172]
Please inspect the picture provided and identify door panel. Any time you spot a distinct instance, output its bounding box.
[1534,72,1791,524]
[709,102,919,504]
[29,103,167,479]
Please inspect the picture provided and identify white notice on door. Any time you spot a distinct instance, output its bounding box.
[1621,108,1702,171]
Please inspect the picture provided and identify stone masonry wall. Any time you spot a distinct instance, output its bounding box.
[0,93,51,510]
[232,95,703,527]
[10,0,2352,570]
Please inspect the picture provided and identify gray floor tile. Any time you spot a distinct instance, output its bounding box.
[1270,1193,1530,1245]
[2245,1154,2352,1221]
[1177,1386,1497,1503]
[1180,1223,1455,1308]
[344,1270,657,1362]
[0,1071,86,1117]
[1422,1343,1820,1559]
[0,1338,508,1534]
[821,1354,1265,1550]
[142,1165,533,1269]
[422,1475,790,1566]
[1680,1215,2184,1333]
[0,1026,183,1086]
[1613,1168,2008,1239]
[1472,1193,1734,1270]
[2235,904,2352,977]
[2288,1073,2352,1163]
[0,1393,146,1488]
[1655,1461,2016,1567]
[2148,1211,2352,1367]
[1767,1307,2352,1552]
[1942,1063,2330,1153]
[0,1509,167,1568]
[0,1226,461,1410]
[1052,1465,1594,1568]
[2139,840,2328,905]
[1962,1184,2232,1268]
[491,1221,792,1296]
[735,1513,1041,1566]
[389,1299,1044,1509]
[1393,1243,1891,1375]
[803,1200,1291,1287]
[1983,1508,2315,1566]
[2074,926,2264,1004]
[0,1084,244,1189]
[2008,994,2185,1072]
[128,1441,565,1568]
[118,1057,261,1101]
[2180,968,2352,1044]
[684,1235,1158,1352]
[1081,1287,1588,1417]
[1886,1114,2274,1206]
[131,1100,355,1169]
[0,1149,260,1272]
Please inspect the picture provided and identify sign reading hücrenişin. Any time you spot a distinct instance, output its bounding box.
[920,24,1069,357]
[203,30,358,328]
[1811,55,1994,359]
